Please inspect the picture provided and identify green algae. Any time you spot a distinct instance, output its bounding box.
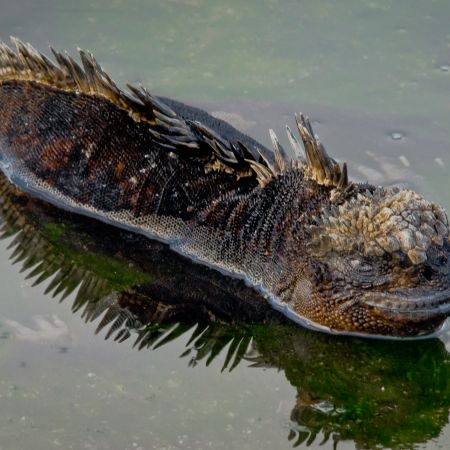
[243,324,450,448]
[41,223,152,292]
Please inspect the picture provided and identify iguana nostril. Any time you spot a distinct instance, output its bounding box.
[422,266,435,281]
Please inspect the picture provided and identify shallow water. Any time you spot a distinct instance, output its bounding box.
[1,1,450,449]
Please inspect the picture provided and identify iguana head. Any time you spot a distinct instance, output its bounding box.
[299,186,450,337]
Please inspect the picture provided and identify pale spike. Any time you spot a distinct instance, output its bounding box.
[269,129,286,173]
[285,125,305,161]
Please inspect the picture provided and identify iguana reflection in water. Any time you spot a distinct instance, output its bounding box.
[1,172,450,450]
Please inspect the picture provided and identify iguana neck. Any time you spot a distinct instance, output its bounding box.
[184,170,332,297]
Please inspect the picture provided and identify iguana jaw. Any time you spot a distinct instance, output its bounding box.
[296,260,450,338]
[272,294,449,339]
[356,290,450,338]
[282,297,450,339]
[286,240,450,338]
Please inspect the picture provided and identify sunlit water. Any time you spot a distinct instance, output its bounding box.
[1,1,450,449]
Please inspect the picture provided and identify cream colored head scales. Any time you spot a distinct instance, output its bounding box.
[310,188,449,265]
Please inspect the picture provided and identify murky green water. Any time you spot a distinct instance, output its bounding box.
[1,1,450,448]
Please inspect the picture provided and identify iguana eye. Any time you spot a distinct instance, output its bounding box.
[350,259,373,272]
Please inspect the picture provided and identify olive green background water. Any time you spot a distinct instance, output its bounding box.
[1,0,450,449]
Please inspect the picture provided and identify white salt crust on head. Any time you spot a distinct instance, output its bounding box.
[311,187,449,265]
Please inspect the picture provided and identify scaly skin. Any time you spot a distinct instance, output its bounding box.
[0,38,449,337]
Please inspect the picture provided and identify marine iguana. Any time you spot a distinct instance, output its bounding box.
[0,38,449,338]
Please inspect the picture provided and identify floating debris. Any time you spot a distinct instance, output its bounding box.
[390,132,404,141]
[435,157,445,167]
[399,155,410,167]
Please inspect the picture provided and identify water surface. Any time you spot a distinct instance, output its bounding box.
[1,1,450,449]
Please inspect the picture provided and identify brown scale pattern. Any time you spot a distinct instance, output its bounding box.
[0,81,257,220]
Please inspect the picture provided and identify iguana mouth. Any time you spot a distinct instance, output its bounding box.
[364,289,450,317]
